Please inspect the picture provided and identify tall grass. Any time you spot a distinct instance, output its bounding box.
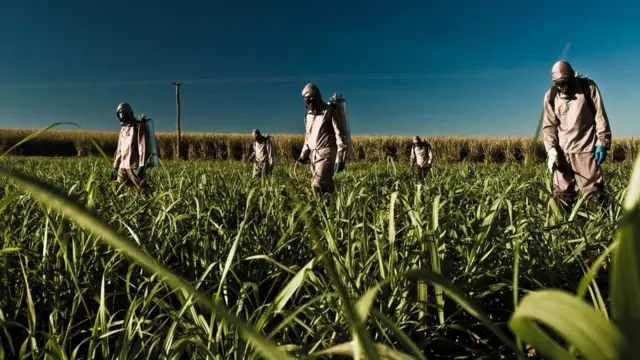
[1,128,637,164]
[0,153,636,358]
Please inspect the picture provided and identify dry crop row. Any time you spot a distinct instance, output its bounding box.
[0,129,638,164]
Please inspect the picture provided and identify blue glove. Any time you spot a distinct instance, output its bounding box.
[110,168,117,181]
[334,162,345,173]
[136,166,145,178]
[595,146,607,166]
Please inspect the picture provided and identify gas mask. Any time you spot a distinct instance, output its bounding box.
[302,83,322,112]
[117,110,130,123]
[304,95,320,110]
[555,79,571,95]
[551,61,576,96]
[116,102,134,124]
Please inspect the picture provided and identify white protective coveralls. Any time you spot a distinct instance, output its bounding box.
[542,61,612,204]
[113,102,148,188]
[410,136,433,179]
[248,130,276,179]
[298,83,349,195]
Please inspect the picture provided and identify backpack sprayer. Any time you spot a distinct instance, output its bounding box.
[292,91,354,180]
[139,113,160,167]
[328,92,354,161]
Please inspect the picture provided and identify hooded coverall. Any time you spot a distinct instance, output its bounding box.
[542,72,612,204]
[299,86,348,195]
[249,135,276,179]
[113,102,148,188]
[410,140,433,179]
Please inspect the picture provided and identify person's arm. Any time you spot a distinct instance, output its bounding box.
[113,129,122,169]
[247,142,256,162]
[589,81,612,149]
[542,90,560,154]
[427,143,433,165]
[410,146,416,166]
[299,116,311,161]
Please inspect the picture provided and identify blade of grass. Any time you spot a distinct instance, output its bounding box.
[283,181,380,360]
[509,289,631,360]
[310,341,417,360]
[610,147,640,344]
[0,167,292,360]
[401,268,523,358]
[0,122,110,160]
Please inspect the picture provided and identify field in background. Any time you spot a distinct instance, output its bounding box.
[0,157,631,358]
[1,128,638,163]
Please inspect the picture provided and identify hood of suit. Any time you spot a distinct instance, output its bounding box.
[302,83,323,111]
[551,61,575,82]
[117,102,135,123]
[252,129,267,142]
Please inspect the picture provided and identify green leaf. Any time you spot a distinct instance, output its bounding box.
[622,148,640,211]
[401,268,523,357]
[0,192,19,214]
[370,308,429,360]
[576,240,618,299]
[355,283,385,324]
[310,341,417,360]
[610,148,640,344]
[274,258,316,313]
[283,181,380,360]
[0,122,110,160]
[0,167,292,360]
[216,187,256,301]
[509,289,631,360]
[388,191,398,244]
[0,247,21,254]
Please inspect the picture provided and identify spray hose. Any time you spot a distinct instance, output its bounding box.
[290,161,301,182]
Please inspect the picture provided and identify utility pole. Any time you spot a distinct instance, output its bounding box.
[173,81,182,160]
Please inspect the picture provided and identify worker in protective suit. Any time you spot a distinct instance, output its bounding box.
[297,83,349,195]
[542,60,612,208]
[247,129,276,180]
[110,102,148,190]
[410,136,433,179]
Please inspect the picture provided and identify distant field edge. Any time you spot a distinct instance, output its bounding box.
[0,128,637,164]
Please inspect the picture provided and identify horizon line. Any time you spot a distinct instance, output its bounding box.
[0,128,636,141]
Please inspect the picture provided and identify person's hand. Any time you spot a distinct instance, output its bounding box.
[137,166,145,178]
[547,148,558,173]
[595,146,607,166]
[110,168,117,181]
[334,162,345,173]
[297,156,307,165]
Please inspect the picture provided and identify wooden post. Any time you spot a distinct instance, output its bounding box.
[173,81,182,160]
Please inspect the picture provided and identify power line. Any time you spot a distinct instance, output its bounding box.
[4,64,636,90]
[0,68,548,89]
[0,73,424,89]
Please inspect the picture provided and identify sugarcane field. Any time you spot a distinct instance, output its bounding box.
[0,126,638,359]
[2,2,640,360]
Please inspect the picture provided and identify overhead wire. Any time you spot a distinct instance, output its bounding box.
[0,67,557,89]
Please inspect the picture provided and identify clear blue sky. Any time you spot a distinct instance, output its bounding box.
[0,0,638,137]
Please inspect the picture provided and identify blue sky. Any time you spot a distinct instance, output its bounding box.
[0,0,638,137]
